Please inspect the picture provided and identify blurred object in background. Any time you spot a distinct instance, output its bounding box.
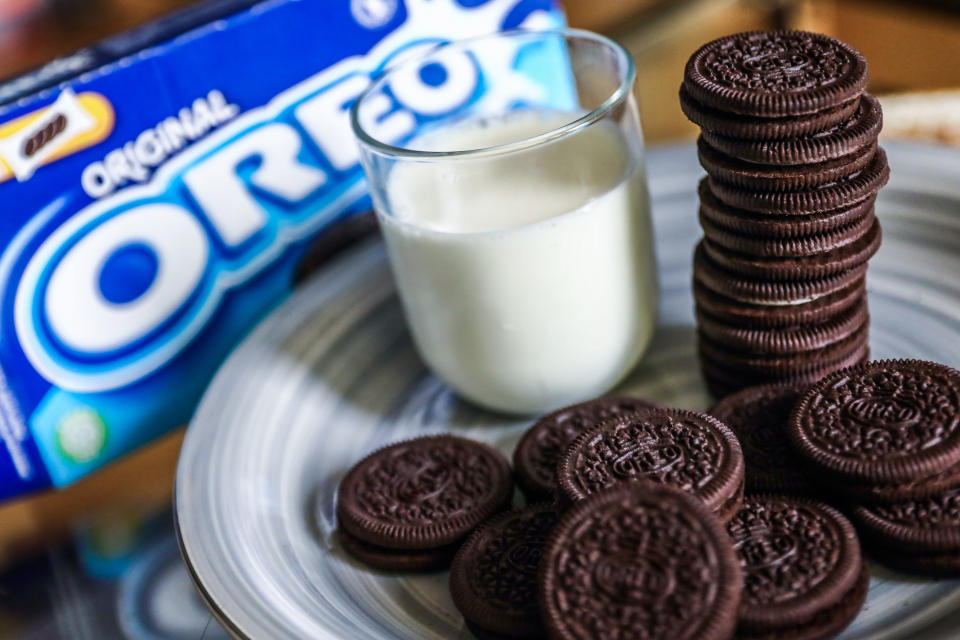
[0,0,52,81]
[0,0,46,23]
[562,0,960,145]
[787,0,960,92]
[787,0,960,147]
[0,506,228,640]
[0,429,183,570]
[0,0,202,81]
[2,0,960,143]
[880,91,960,148]
[563,0,663,31]
[601,0,779,143]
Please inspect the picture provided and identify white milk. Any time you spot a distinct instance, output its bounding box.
[377,111,658,414]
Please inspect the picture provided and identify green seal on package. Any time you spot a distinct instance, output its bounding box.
[57,409,107,463]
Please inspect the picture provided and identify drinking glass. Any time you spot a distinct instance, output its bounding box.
[352,29,657,414]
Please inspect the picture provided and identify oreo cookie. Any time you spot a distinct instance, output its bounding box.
[728,496,868,640]
[449,504,557,639]
[707,146,889,215]
[700,206,875,258]
[852,488,960,576]
[693,242,868,305]
[697,299,867,355]
[708,384,814,494]
[700,342,870,401]
[512,396,659,502]
[337,435,513,562]
[555,408,745,522]
[701,94,882,165]
[700,319,868,370]
[788,359,960,503]
[683,31,868,117]
[698,180,876,239]
[681,88,860,140]
[539,484,743,640]
[336,528,458,572]
[697,136,877,191]
[700,220,881,281]
[694,277,866,329]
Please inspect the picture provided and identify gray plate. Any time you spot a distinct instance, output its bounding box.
[175,142,960,640]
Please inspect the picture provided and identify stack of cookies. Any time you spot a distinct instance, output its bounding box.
[789,359,960,577]
[680,30,889,397]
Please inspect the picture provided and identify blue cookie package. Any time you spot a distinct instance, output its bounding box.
[0,0,566,500]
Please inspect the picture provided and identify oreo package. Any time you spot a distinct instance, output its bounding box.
[0,0,566,500]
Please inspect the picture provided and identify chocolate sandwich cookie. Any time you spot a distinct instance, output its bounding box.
[337,435,513,552]
[701,94,882,165]
[683,30,868,117]
[698,181,876,239]
[697,299,867,355]
[707,147,889,216]
[852,488,960,576]
[700,219,881,281]
[336,528,458,572]
[694,277,865,329]
[693,241,868,305]
[512,396,659,502]
[728,496,868,640]
[700,343,870,400]
[698,322,869,375]
[555,408,745,521]
[680,87,860,140]
[539,484,742,640]
[699,207,875,258]
[708,384,814,494]
[697,136,877,192]
[449,504,557,639]
[788,359,960,503]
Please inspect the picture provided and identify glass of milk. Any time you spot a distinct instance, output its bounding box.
[351,29,657,415]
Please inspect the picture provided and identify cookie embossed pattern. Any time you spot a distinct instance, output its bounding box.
[683,30,867,117]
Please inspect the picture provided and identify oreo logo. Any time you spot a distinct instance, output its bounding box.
[843,395,923,429]
[733,531,798,570]
[505,541,542,571]
[610,443,683,479]
[13,40,482,392]
[395,462,454,503]
[593,552,674,603]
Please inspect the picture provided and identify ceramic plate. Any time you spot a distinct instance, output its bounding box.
[175,142,960,639]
